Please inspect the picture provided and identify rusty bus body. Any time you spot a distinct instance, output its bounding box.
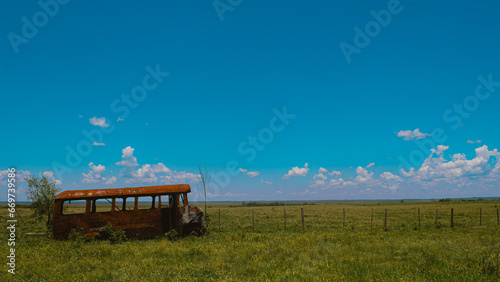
[52,184,206,240]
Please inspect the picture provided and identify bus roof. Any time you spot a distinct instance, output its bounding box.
[55,184,191,200]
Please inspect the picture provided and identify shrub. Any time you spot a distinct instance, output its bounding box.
[97,223,127,244]
[24,175,60,236]
[165,229,179,241]
[68,227,86,243]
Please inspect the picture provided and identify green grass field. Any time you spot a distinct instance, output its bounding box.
[1,200,500,281]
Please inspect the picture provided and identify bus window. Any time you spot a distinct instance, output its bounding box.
[62,200,87,215]
[160,195,171,207]
[92,199,113,213]
[122,197,134,210]
[137,196,156,210]
[151,196,159,208]
[180,193,188,207]
[114,198,124,211]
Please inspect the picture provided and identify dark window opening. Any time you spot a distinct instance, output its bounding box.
[90,199,113,213]
[137,196,156,210]
[62,200,87,215]
[160,195,171,208]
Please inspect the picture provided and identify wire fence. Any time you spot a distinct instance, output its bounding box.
[211,205,500,233]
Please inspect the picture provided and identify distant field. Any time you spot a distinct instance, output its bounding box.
[1,200,499,280]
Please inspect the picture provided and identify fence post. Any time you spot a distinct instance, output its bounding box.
[284,207,286,231]
[252,208,255,232]
[451,208,454,228]
[343,208,345,230]
[418,208,420,229]
[218,208,221,231]
[371,208,373,230]
[384,209,387,232]
[435,208,438,228]
[497,243,499,273]
[15,209,26,224]
[301,207,304,230]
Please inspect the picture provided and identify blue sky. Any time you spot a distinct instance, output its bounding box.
[1,0,499,201]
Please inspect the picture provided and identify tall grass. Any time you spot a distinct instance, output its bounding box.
[1,200,499,281]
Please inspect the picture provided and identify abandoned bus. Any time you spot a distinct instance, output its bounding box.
[52,184,206,240]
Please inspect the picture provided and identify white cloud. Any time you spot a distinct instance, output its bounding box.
[152,163,172,174]
[115,146,139,167]
[18,170,31,181]
[42,171,62,185]
[367,162,375,168]
[247,171,260,177]
[240,168,260,178]
[159,171,200,184]
[0,170,31,185]
[128,164,158,183]
[310,145,500,193]
[222,192,249,197]
[114,147,200,185]
[467,139,482,144]
[124,164,200,185]
[401,145,500,183]
[104,176,117,185]
[205,191,249,198]
[313,173,327,180]
[82,162,107,183]
[359,188,374,195]
[475,145,499,160]
[260,179,273,185]
[452,153,466,161]
[92,142,106,146]
[397,128,431,141]
[431,145,449,156]
[117,117,124,122]
[317,167,342,176]
[311,165,375,189]
[172,171,200,182]
[282,163,309,179]
[89,116,110,128]
[291,189,318,196]
[379,172,402,191]
[379,171,402,182]
[328,177,354,187]
[355,166,374,183]
[310,179,326,187]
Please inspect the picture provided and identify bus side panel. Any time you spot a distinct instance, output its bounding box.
[89,209,163,239]
[53,208,164,240]
[52,213,90,240]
